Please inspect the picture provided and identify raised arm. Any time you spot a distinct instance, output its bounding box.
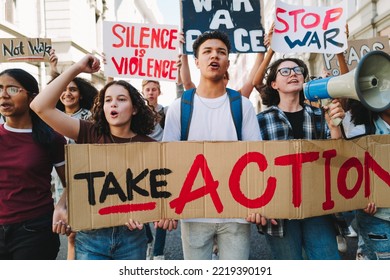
[239,52,265,98]
[179,53,196,90]
[30,54,100,140]
[252,25,274,93]
[338,24,350,75]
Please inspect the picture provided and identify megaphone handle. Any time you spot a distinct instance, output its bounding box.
[321,98,342,126]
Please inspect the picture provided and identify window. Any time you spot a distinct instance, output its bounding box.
[4,0,15,23]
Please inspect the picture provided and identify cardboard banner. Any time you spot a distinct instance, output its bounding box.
[66,135,390,231]
[103,21,179,81]
[181,0,265,54]
[272,0,347,54]
[0,38,52,62]
[323,37,390,76]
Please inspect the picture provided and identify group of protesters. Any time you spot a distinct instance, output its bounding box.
[1,22,389,261]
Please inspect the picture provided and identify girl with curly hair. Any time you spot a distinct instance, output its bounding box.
[30,54,176,260]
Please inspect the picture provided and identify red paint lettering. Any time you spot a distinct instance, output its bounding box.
[139,27,150,48]
[289,9,305,32]
[322,149,337,210]
[229,152,276,208]
[111,57,127,75]
[169,29,178,50]
[365,151,390,197]
[275,7,289,33]
[98,202,156,215]
[275,152,319,207]
[302,12,321,29]
[169,154,223,214]
[338,157,363,199]
[323,8,343,30]
[112,24,125,48]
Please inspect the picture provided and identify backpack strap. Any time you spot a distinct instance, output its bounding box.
[180,88,243,141]
[226,88,243,140]
[180,88,196,141]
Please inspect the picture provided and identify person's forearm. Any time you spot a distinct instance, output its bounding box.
[253,48,274,88]
[32,62,82,113]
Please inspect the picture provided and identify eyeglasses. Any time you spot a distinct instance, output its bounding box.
[0,86,25,96]
[277,66,304,76]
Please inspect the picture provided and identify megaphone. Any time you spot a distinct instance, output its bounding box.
[304,50,390,112]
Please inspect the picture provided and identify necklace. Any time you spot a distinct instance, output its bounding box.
[109,133,134,143]
[196,92,228,109]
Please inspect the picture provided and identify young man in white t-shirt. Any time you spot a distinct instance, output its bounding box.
[162,30,261,260]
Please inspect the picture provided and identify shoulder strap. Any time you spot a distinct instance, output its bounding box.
[180,88,196,140]
[180,88,243,141]
[227,88,243,140]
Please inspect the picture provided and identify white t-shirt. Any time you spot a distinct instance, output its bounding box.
[342,111,366,138]
[163,92,261,223]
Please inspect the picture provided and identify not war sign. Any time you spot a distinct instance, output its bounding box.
[66,135,390,231]
[103,21,180,81]
[272,0,348,54]
[182,0,265,54]
[0,38,52,62]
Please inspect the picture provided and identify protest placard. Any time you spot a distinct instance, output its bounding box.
[272,0,347,54]
[103,21,179,81]
[66,136,390,231]
[0,38,52,62]
[323,37,390,76]
[181,0,265,54]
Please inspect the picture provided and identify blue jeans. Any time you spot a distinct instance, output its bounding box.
[356,209,390,260]
[265,216,340,260]
[0,212,60,260]
[75,226,147,260]
[181,221,251,260]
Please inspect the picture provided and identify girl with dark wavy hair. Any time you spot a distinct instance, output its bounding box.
[0,68,66,259]
[30,54,175,260]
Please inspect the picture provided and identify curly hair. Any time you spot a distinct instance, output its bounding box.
[192,30,231,59]
[91,80,157,136]
[262,58,309,107]
[55,76,98,111]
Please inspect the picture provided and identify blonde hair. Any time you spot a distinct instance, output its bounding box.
[141,80,161,93]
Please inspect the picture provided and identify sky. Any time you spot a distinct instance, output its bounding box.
[157,0,181,26]
[155,0,201,106]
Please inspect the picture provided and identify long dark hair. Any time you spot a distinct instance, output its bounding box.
[54,76,98,111]
[0,68,55,145]
[91,80,156,136]
[262,58,309,106]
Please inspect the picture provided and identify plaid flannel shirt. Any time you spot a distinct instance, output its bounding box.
[257,104,330,237]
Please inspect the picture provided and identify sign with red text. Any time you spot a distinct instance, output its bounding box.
[103,21,179,81]
[272,0,348,54]
[0,38,52,62]
[66,136,390,231]
[181,0,265,54]
[323,37,390,76]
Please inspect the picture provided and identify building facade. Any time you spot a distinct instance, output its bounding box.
[0,0,163,90]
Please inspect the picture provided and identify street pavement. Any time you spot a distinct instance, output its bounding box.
[57,223,357,260]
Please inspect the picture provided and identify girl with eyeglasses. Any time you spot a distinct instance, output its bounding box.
[252,56,346,260]
[249,55,346,260]
[0,68,67,259]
